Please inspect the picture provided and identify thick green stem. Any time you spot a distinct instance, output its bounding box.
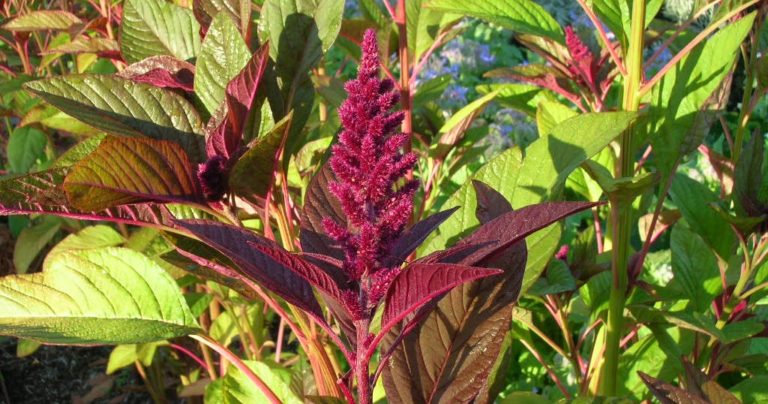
[601,0,645,396]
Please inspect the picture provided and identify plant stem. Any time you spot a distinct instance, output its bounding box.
[355,319,372,404]
[601,0,644,397]
[395,0,413,158]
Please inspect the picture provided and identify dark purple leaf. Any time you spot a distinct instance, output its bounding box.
[426,201,600,267]
[117,55,196,92]
[383,207,459,267]
[383,200,596,403]
[173,219,323,317]
[206,44,270,159]
[247,241,345,302]
[381,263,501,336]
[300,163,345,260]
[472,180,512,224]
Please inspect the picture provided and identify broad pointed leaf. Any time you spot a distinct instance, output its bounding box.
[117,56,196,92]
[2,10,81,32]
[63,136,203,211]
[0,247,199,344]
[301,163,346,260]
[381,263,502,335]
[426,0,563,42]
[261,0,345,157]
[120,0,201,64]
[25,75,205,161]
[228,112,291,200]
[248,241,344,302]
[383,207,459,267]
[173,219,323,317]
[195,12,251,115]
[648,13,754,176]
[207,44,272,159]
[0,169,179,230]
[427,201,599,268]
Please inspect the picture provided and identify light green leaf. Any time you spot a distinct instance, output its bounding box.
[53,134,107,168]
[107,341,165,374]
[16,339,41,357]
[0,247,200,344]
[477,83,550,117]
[63,136,203,211]
[14,216,62,274]
[193,0,250,31]
[536,100,577,137]
[7,126,48,174]
[648,13,755,175]
[618,329,693,400]
[2,10,81,32]
[431,90,499,158]
[195,13,252,114]
[426,0,563,42]
[420,112,635,290]
[205,360,302,403]
[591,0,664,45]
[25,75,205,161]
[49,225,125,257]
[120,0,201,64]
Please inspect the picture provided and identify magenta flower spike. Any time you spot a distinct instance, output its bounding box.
[322,29,418,312]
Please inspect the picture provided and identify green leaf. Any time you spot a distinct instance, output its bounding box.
[63,136,203,211]
[730,375,768,403]
[535,100,577,137]
[13,216,62,274]
[426,0,563,42]
[229,112,292,199]
[591,0,664,46]
[420,112,635,291]
[7,126,48,174]
[527,259,576,296]
[499,392,553,404]
[205,360,302,403]
[195,13,252,115]
[669,225,721,312]
[0,247,199,344]
[16,339,41,358]
[25,75,205,161]
[260,0,344,155]
[431,90,499,159]
[120,0,201,64]
[2,10,82,32]
[477,83,550,117]
[107,341,165,374]
[648,13,755,175]
[669,173,736,260]
[619,329,693,400]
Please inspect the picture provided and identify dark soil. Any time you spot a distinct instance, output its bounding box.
[0,340,152,404]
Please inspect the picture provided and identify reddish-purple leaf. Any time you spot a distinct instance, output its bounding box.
[382,199,598,403]
[383,207,459,267]
[0,168,178,230]
[381,263,501,336]
[247,241,345,302]
[300,163,346,260]
[63,136,204,211]
[426,201,600,267]
[639,372,709,404]
[173,219,323,317]
[117,56,196,92]
[206,44,270,159]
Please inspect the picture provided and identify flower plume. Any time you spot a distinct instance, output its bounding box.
[322,29,417,307]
